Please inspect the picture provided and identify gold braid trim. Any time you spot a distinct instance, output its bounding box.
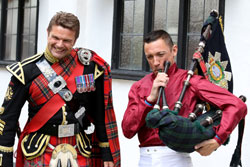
[21,135,50,160]
[0,145,13,152]
[6,53,43,85]
[0,120,5,126]
[45,47,59,64]
[61,105,67,125]
[94,64,104,80]
[0,153,2,166]
[0,107,4,115]
[76,133,91,157]
[0,119,5,135]
[219,16,224,33]
[98,142,110,148]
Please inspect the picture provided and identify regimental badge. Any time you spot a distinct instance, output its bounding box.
[4,86,13,101]
[206,51,232,90]
[78,48,92,65]
[75,74,96,93]
[0,107,4,115]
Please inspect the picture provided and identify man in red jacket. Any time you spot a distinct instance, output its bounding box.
[0,11,120,167]
[122,30,247,167]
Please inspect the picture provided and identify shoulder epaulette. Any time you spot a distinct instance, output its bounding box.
[6,53,43,85]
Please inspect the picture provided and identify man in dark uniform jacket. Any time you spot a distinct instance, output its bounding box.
[0,11,120,167]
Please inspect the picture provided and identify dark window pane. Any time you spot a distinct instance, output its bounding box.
[22,35,29,59]
[154,0,179,35]
[6,9,18,35]
[30,8,37,34]
[166,0,179,35]
[29,35,35,56]
[13,0,19,8]
[7,0,18,8]
[6,5,18,60]
[6,10,13,34]
[31,0,37,6]
[123,0,145,34]
[22,0,38,60]
[189,0,204,34]
[120,35,143,70]
[12,9,18,33]
[133,0,145,34]
[5,35,17,60]
[120,36,131,69]
[123,1,134,33]
[23,8,30,35]
[131,36,143,70]
[186,35,200,66]
[24,0,31,7]
[120,0,145,71]
[154,0,167,30]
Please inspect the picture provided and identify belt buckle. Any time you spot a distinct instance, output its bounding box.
[58,124,74,138]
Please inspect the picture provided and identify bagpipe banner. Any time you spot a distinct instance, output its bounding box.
[198,12,233,93]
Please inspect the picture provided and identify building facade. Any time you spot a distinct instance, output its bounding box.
[0,0,249,166]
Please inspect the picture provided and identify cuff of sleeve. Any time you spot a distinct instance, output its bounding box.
[213,135,222,145]
[144,99,155,107]
[99,142,113,161]
[100,147,113,161]
[0,145,13,153]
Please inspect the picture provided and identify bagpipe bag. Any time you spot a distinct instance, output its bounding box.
[146,107,220,153]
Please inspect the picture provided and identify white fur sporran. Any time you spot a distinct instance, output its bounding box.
[49,144,78,167]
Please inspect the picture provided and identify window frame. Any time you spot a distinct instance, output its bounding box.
[0,0,39,65]
[111,0,225,81]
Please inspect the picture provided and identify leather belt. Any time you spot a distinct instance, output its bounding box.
[38,123,80,137]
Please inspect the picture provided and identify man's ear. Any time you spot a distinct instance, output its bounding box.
[172,44,178,57]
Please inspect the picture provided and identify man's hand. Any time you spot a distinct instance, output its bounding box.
[147,72,169,103]
[195,139,220,156]
[104,161,114,167]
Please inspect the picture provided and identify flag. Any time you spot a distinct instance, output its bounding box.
[199,11,233,93]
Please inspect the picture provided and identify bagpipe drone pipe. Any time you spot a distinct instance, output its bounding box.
[145,9,247,160]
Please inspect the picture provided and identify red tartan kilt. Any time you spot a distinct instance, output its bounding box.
[23,136,92,167]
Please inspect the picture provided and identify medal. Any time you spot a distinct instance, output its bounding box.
[75,74,96,93]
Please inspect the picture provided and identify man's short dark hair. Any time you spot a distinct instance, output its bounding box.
[47,11,80,40]
[143,30,174,48]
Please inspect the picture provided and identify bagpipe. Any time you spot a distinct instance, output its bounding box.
[145,10,246,166]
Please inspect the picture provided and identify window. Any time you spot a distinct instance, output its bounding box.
[0,0,39,65]
[112,0,225,80]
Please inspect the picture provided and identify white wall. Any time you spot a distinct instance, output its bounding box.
[0,0,249,166]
